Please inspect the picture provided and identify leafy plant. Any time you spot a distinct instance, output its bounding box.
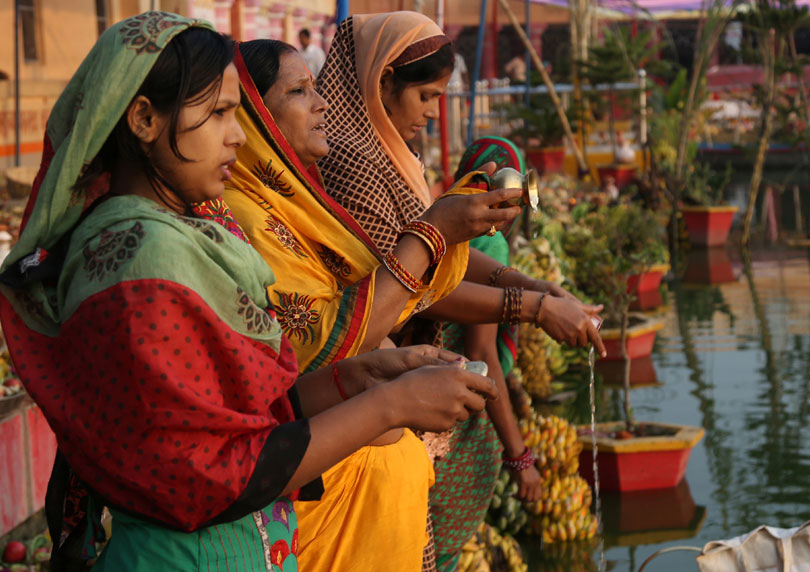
[562,204,668,429]
[683,161,733,206]
[502,94,568,148]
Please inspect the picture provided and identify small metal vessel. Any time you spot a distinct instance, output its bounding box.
[490,167,540,212]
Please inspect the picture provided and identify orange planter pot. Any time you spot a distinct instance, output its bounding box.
[600,318,664,361]
[578,422,705,491]
[525,146,566,174]
[683,247,736,285]
[597,164,636,189]
[681,206,739,246]
[596,356,659,387]
[627,263,669,295]
[629,289,664,311]
[600,479,707,546]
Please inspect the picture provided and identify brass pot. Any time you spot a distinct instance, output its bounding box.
[490,167,539,212]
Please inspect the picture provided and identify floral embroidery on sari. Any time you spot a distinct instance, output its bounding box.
[265,215,307,258]
[253,159,294,197]
[82,222,145,281]
[119,11,186,54]
[235,287,276,334]
[317,246,352,279]
[274,292,320,344]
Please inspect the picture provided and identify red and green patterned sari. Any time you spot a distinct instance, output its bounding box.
[0,12,315,572]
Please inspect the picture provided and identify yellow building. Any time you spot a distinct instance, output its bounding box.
[0,0,335,169]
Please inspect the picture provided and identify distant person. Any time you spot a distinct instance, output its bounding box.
[447,52,468,153]
[298,28,326,76]
[504,53,526,83]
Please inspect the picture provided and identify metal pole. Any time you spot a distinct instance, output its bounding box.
[467,0,488,146]
[14,0,21,166]
[437,0,451,189]
[336,0,348,24]
[524,0,530,105]
[497,0,588,174]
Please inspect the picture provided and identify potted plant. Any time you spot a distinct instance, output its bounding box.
[503,92,568,174]
[579,28,671,188]
[563,203,704,491]
[679,162,738,246]
[562,203,668,362]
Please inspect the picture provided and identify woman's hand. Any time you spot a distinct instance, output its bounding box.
[536,295,607,357]
[511,465,543,502]
[383,365,498,433]
[420,189,523,245]
[533,279,603,316]
[339,346,465,396]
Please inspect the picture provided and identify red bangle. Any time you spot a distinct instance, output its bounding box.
[383,251,422,293]
[398,220,447,266]
[332,361,349,401]
[503,447,536,472]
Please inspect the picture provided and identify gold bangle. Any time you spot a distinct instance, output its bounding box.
[533,291,548,327]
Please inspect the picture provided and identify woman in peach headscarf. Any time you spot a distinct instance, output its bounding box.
[317,11,606,571]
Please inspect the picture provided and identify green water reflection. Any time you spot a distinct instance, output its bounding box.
[527,247,810,572]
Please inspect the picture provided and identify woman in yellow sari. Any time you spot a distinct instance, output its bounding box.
[197,41,520,571]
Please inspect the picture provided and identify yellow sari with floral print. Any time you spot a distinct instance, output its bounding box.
[205,49,469,572]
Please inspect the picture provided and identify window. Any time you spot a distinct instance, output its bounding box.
[18,0,38,62]
[96,0,109,36]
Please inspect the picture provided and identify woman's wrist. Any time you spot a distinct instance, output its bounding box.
[333,357,370,397]
[520,290,544,323]
[503,447,537,472]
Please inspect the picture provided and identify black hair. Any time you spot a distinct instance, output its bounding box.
[390,43,455,98]
[238,39,297,97]
[78,27,233,214]
[299,29,311,38]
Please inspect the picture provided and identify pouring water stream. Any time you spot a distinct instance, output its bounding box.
[589,346,606,572]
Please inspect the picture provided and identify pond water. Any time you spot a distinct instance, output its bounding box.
[525,246,810,571]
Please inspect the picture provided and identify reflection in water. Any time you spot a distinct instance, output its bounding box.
[539,248,810,572]
[600,479,706,547]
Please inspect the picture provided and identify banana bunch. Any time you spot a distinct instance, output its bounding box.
[488,469,529,537]
[515,325,552,399]
[505,370,534,421]
[458,523,527,572]
[518,414,581,481]
[512,236,563,285]
[525,474,592,518]
[528,506,599,544]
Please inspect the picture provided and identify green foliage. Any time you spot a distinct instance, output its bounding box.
[684,162,733,206]
[501,94,567,147]
[562,204,668,325]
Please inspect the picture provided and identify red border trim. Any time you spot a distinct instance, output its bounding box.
[233,47,381,257]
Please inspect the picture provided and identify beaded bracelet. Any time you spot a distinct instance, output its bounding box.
[503,447,537,472]
[500,287,523,326]
[332,361,350,401]
[533,291,549,328]
[488,265,517,287]
[398,221,447,266]
[383,251,421,293]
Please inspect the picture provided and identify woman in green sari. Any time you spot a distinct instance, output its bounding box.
[0,13,495,571]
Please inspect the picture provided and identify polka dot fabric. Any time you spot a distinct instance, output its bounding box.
[1,278,303,531]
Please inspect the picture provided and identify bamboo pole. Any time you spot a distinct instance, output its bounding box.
[497,0,589,175]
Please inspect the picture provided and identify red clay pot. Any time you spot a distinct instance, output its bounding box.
[600,318,664,361]
[626,263,669,294]
[683,246,736,285]
[681,206,739,246]
[578,422,704,491]
[526,146,566,174]
[629,289,664,311]
[597,164,636,189]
